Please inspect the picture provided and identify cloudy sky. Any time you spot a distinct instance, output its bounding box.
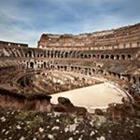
[0,0,140,47]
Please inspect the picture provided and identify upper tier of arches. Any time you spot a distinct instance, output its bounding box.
[0,46,139,61]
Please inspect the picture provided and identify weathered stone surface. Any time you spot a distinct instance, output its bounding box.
[0,22,140,140]
[95,109,104,116]
[58,97,74,106]
[53,97,87,115]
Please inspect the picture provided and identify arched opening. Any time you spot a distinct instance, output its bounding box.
[98,70,103,74]
[44,52,46,57]
[117,74,121,79]
[64,66,67,71]
[88,54,91,58]
[47,51,50,58]
[133,77,136,84]
[30,62,34,69]
[89,71,92,75]
[110,55,114,60]
[60,66,63,69]
[93,55,96,59]
[54,51,57,58]
[65,52,68,58]
[78,67,81,70]
[71,66,74,71]
[92,69,95,73]
[97,55,100,59]
[121,55,125,60]
[28,51,32,57]
[105,55,109,59]
[51,52,53,58]
[57,52,60,58]
[116,55,119,60]
[97,65,101,68]
[44,62,46,68]
[51,65,55,69]
[57,65,60,70]
[40,54,43,57]
[84,54,88,59]
[101,55,104,59]
[80,54,83,58]
[128,54,131,60]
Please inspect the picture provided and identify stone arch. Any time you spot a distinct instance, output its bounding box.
[88,54,91,58]
[60,51,64,58]
[51,51,53,58]
[64,66,67,71]
[57,51,60,58]
[65,52,69,58]
[44,51,46,57]
[92,69,96,73]
[97,64,101,68]
[84,54,88,59]
[117,73,121,79]
[88,68,92,75]
[57,65,60,70]
[54,51,57,58]
[105,55,109,59]
[132,77,136,84]
[98,69,103,74]
[101,55,104,59]
[60,65,64,70]
[80,53,84,58]
[40,53,44,57]
[116,55,120,60]
[121,54,125,60]
[110,55,114,60]
[30,62,34,69]
[47,51,50,58]
[97,54,100,59]
[28,51,32,57]
[37,53,40,57]
[78,67,81,71]
[92,54,96,59]
[127,54,131,60]
[43,62,47,68]
[71,66,74,71]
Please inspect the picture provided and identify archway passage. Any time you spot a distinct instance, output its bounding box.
[30,62,34,69]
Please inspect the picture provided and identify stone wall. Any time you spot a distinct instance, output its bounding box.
[0,40,28,48]
[0,23,140,94]
[38,23,140,50]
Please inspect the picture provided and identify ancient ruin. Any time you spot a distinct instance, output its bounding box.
[0,23,140,103]
[0,23,140,139]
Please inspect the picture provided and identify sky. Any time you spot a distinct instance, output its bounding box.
[0,0,140,47]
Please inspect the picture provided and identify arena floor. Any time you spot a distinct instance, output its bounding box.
[51,81,128,113]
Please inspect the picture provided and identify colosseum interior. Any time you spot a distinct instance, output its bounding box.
[0,22,140,139]
[0,23,140,111]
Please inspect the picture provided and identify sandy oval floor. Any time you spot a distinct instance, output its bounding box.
[51,82,128,113]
